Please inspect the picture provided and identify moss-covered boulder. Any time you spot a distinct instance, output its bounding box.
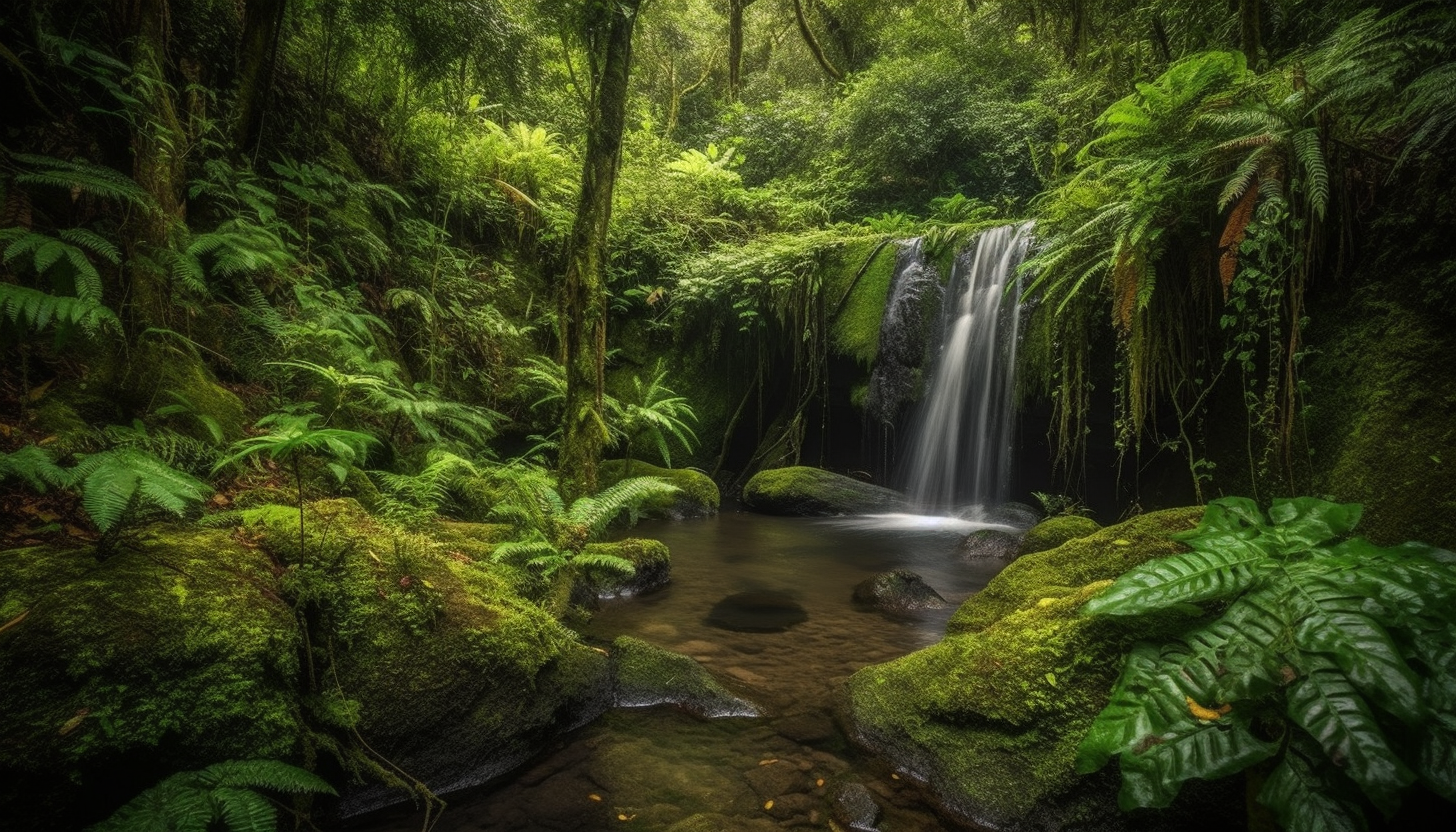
[845,508,1204,830]
[574,537,672,602]
[958,528,1022,560]
[611,636,759,718]
[1017,514,1102,558]
[741,466,905,516]
[0,499,612,828]
[600,459,720,519]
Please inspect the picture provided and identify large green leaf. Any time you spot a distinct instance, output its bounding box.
[1259,747,1369,832]
[1289,571,1424,725]
[1179,586,1294,701]
[1286,666,1415,814]
[1118,714,1277,809]
[1083,538,1270,616]
[1266,497,1362,552]
[1417,716,1456,802]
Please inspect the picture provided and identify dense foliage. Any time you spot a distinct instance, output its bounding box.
[1080,497,1456,829]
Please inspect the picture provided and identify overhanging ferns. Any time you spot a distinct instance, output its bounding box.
[91,758,334,832]
[1079,497,1456,830]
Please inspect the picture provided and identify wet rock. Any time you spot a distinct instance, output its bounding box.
[573,538,671,603]
[612,636,760,718]
[742,467,907,516]
[666,813,780,832]
[979,501,1042,529]
[851,570,950,612]
[832,783,882,831]
[1017,515,1102,557]
[765,791,819,820]
[958,529,1021,560]
[707,591,808,632]
[744,759,811,800]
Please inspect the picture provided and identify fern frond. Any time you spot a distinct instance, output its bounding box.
[0,445,69,492]
[567,476,679,536]
[10,153,151,207]
[0,283,120,336]
[571,552,636,577]
[193,759,336,795]
[70,448,211,533]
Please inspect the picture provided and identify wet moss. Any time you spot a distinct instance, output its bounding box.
[1017,515,1102,558]
[122,340,248,442]
[742,466,906,516]
[0,529,302,828]
[1304,291,1456,548]
[827,238,899,366]
[599,459,720,518]
[577,538,672,600]
[847,508,1204,829]
[611,636,758,718]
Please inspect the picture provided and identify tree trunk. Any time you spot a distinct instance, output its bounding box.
[558,0,642,501]
[234,0,288,157]
[728,0,745,100]
[792,0,842,81]
[1239,0,1262,66]
[116,0,186,329]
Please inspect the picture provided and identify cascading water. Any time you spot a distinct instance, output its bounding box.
[900,222,1034,514]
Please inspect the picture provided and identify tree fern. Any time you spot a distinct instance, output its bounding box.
[91,759,334,832]
[1079,497,1456,829]
[68,447,212,539]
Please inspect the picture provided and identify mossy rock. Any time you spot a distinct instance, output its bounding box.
[574,538,672,602]
[611,636,759,718]
[845,508,1205,830]
[1017,515,1102,558]
[0,528,303,830]
[852,569,950,612]
[741,466,906,516]
[0,499,613,827]
[950,508,1199,636]
[121,340,248,443]
[600,459,720,519]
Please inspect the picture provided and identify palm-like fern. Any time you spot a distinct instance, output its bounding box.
[487,466,679,580]
[1079,497,1456,830]
[615,360,698,471]
[371,449,480,523]
[91,759,335,832]
[0,445,69,492]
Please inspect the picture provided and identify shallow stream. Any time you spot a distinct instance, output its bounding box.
[350,510,1009,831]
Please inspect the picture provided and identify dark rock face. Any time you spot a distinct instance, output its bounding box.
[852,570,950,612]
[741,467,906,516]
[832,782,882,831]
[978,501,1042,529]
[958,529,1022,560]
[706,591,808,632]
[611,636,759,719]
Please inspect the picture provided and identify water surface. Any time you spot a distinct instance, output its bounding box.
[350,510,1006,831]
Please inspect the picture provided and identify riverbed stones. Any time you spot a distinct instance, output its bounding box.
[958,528,1022,560]
[845,507,1207,830]
[707,590,808,632]
[832,782,883,831]
[741,466,907,516]
[612,636,760,718]
[851,569,951,612]
[743,759,811,799]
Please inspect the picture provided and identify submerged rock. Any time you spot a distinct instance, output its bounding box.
[957,528,1022,560]
[1016,514,1102,557]
[741,466,906,516]
[706,590,808,632]
[851,570,950,612]
[612,636,759,718]
[845,508,1206,830]
[832,782,882,831]
[599,459,721,519]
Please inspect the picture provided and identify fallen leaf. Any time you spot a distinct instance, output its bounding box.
[764,800,773,810]
[815,778,824,788]
[59,708,90,735]
[758,759,778,766]
[589,794,602,802]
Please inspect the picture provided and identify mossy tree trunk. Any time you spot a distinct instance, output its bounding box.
[791,0,842,81]
[234,0,289,158]
[116,0,186,329]
[558,0,642,501]
[727,0,754,100]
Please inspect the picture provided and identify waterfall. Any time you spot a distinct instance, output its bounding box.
[900,223,1033,513]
